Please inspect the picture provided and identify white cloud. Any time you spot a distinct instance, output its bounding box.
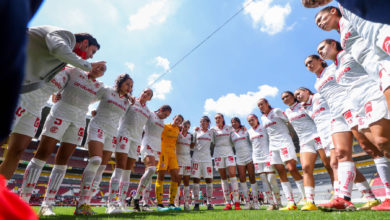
[126,0,177,31]
[146,56,172,99]
[155,56,170,71]
[148,74,172,100]
[204,85,279,117]
[125,62,135,72]
[243,0,292,35]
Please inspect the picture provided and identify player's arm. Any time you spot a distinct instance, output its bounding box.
[45,30,93,71]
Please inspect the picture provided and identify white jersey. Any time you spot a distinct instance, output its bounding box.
[19,70,68,116]
[339,4,385,55]
[284,102,318,145]
[247,124,270,163]
[192,129,214,163]
[50,68,105,126]
[211,125,234,158]
[302,94,332,138]
[314,64,350,118]
[89,87,130,136]
[339,16,390,83]
[176,132,192,157]
[230,127,252,163]
[261,108,294,151]
[335,50,383,114]
[118,100,151,143]
[141,111,165,152]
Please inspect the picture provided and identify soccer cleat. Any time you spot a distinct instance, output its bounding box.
[297,198,307,206]
[234,202,241,210]
[372,198,390,211]
[38,204,56,216]
[223,203,232,210]
[266,204,278,211]
[318,197,356,212]
[74,204,96,216]
[279,202,298,211]
[253,201,261,210]
[168,204,182,211]
[141,205,154,212]
[133,199,141,212]
[207,204,214,210]
[301,201,318,211]
[358,199,380,210]
[193,204,200,211]
[183,204,190,211]
[157,204,169,211]
[106,203,123,214]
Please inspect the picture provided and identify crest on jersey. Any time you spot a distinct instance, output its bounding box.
[95,83,100,88]
[281,147,288,156]
[228,156,234,162]
[50,126,58,133]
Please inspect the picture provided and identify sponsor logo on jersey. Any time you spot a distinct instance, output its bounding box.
[34,117,41,128]
[289,113,306,122]
[382,36,390,55]
[50,126,58,133]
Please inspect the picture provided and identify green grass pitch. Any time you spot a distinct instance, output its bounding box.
[32,205,390,220]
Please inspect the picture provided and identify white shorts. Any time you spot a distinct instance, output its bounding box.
[177,155,191,167]
[320,135,334,157]
[214,156,236,170]
[236,157,253,166]
[12,106,40,137]
[380,66,390,92]
[270,144,297,165]
[41,115,84,146]
[179,165,192,176]
[191,162,213,179]
[254,161,274,173]
[140,145,160,162]
[358,97,390,130]
[115,130,140,159]
[86,123,116,152]
[300,137,322,154]
[331,115,351,134]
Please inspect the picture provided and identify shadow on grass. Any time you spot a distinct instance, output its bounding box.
[39,209,229,219]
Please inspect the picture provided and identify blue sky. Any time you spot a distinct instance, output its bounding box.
[29,0,339,129]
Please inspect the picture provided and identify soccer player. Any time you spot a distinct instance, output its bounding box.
[212,113,241,210]
[75,74,133,216]
[315,6,390,111]
[257,98,304,211]
[317,39,390,210]
[294,88,334,180]
[192,116,215,211]
[0,36,100,180]
[230,117,258,210]
[154,114,184,211]
[247,114,281,210]
[107,88,153,214]
[174,120,193,210]
[305,54,383,211]
[23,26,106,93]
[282,91,329,210]
[20,64,107,216]
[132,105,172,211]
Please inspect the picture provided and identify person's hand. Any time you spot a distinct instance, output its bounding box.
[91,61,106,71]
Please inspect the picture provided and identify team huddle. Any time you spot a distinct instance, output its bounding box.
[2,0,390,217]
